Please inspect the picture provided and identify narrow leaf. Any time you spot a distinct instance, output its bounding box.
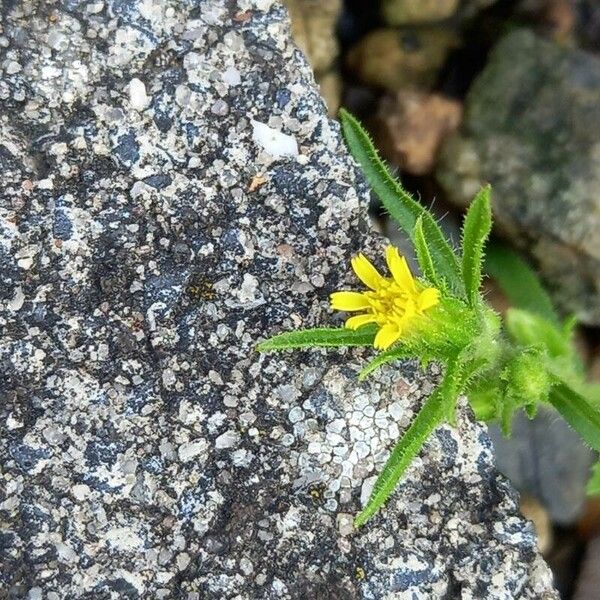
[257,326,377,352]
[461,185,492,306]
[355,357,462,527]
[413,216,440,288]
[485,243,559,325]
[358,346,414,381]
[548,380,600,452]
[587,461,600,496]
[339,108,464,296]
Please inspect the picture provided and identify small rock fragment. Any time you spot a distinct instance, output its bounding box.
[128,78,150,110]
[251,119,299,158]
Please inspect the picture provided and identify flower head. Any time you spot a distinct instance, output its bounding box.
[330,246,440,350]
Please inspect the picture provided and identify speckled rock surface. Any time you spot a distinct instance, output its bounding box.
[437,29,600,325]
[0,2,557,599]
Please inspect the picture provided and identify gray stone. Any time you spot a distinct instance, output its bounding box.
[489,408,595,525]
[0,2,556,599]
[437,29,600,324]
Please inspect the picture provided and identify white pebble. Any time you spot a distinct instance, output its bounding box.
[251,119,298,159]
[128,78,150,110]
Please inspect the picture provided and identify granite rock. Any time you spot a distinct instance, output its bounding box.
[284,0,342,73]
[437,29,600,324]
[0,2,557,599]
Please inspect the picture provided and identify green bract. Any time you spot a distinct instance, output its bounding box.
[258,108,600,525]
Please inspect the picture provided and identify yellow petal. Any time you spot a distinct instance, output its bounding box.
[403,297,417,319]
[385,246,416,293]
[345,314,377,330]
[417,287,440,312]
[330,291,371,311]
[351,253,385,290]
[374,323,402,350]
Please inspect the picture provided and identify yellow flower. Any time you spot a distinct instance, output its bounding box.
[330,246,440,350]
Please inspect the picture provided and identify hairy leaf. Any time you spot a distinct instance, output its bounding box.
[358,346,415,381]
[257,326,377,352]
[468,384,500,422]
[587,461,600,496]
[505,309,572,359]
[548,380,600,452]
[355,357,462,527]
[486,243,559,325]
[414,216,440,287]
[461,186,492,306]
[339,108,463,296]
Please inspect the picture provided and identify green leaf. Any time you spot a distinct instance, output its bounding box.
[587,461,600,496]
[413,216,440,287]
[358,346,414,381]
[467,384,500,422]
[500,394,516,437]
[505,309,572,359]
[355,357,462,527]
[548,380,600,452]
[339,108,464,297]
[257,326,377,352]
[461,185,492,306]
[485,243,559,325]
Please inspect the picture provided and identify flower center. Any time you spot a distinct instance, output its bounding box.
[365,280,418,328]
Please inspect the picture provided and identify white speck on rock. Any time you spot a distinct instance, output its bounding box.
[336,513,354,537]
[240,557,254,575]
[17,257,33,270]
[361,475,378,507]
[55,541,77,563]
[8,286,25,311]
[251,119,298,158]
[215,430,240,449]
[37,178,53,190]
[6,61,22,74]
[355,441,370,460]
[211,99,229,116]
[72,484,90,501]
[6,413,23,430]
[178,440,208,463]
[162,368,176,387]
[237,273,262,305]
[128,78,150,110]
[105,527,144,552]
[288,407,305,423]
[222,66,241,86]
